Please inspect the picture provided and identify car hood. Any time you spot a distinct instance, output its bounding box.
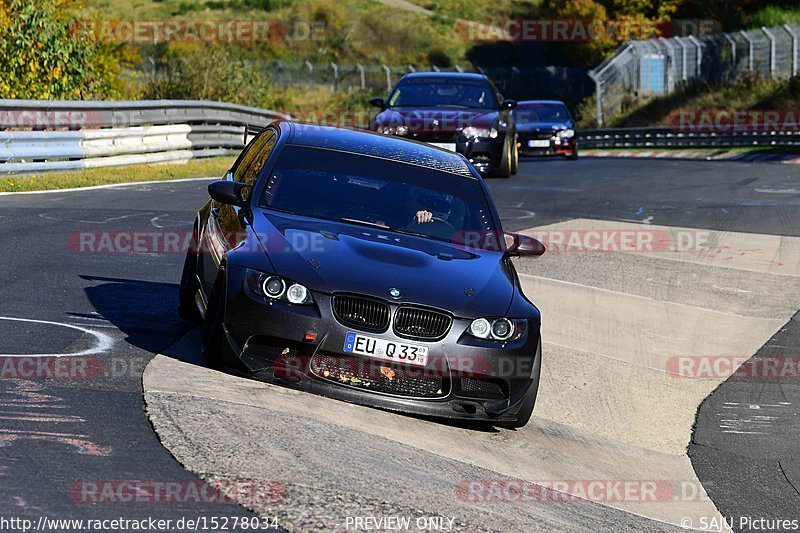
[374,108,499,133]
[253,212,514,318]
[516,121,572,133]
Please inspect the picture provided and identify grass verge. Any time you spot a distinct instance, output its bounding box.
[0,157,236,193]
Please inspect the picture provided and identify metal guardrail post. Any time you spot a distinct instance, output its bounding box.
[739,31,754,71]
[761,27,777,78]
[784,24,799,76]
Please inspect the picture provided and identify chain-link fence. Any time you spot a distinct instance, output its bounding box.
[589,24,800,126]
[141,59,593,105]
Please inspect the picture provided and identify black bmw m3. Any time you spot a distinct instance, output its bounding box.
[179,122,545,427]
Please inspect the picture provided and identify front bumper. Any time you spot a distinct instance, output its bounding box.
[222,266,541,424]
[392,133,505,175]
[518,134,577,156]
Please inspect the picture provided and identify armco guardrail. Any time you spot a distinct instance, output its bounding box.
[0,99,289,174]
[580,127,800,149]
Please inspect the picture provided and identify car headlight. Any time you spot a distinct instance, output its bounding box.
[461,126,499,139]
[245,269,314,305]
[467,318,526,341]
[558,129,575,138]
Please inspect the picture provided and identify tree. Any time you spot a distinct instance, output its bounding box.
[0,0,125,99]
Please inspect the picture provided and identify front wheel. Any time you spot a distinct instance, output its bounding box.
[178,224,202,322]
[566,147,579,160]
[510,133,519,175]
[492,134,512,178]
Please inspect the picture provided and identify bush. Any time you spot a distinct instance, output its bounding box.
[0,0,127,99]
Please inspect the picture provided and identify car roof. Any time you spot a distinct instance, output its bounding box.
[278,122,476,178]
[399,72,490,83]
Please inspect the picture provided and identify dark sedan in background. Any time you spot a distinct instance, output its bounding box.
[178,122,545,428]
[369,72,519,177]
[514,100,579,160]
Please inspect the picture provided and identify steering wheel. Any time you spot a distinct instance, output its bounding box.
[406,216,456,239]
[429,216,456,232]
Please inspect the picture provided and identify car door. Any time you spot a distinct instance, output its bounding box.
[200,127,278,295]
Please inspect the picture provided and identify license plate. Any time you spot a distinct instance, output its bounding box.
[343,332,428,367]
[429,142,457,152]
[528,140,550,148]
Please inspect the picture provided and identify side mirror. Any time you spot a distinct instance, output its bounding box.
[505,232,545,257]
[369,97,385,108]
[208,180,251,208]
[501,99,518,110]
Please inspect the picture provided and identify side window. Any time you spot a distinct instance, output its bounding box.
[232,129,277,186]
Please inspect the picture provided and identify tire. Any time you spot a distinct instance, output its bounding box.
[510,133,519,175]
[566,147,579,161]
[177,224,202,322]
[492,134,512,178]
[202,265,235,368]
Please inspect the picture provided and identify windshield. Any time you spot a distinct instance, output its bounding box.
[260,146,500,250]
[387,79,498,110]
[516,103,571,124]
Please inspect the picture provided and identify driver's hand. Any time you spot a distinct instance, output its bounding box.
[415,210,433,224]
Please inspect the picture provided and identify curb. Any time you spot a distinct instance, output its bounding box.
[583,150,800,164]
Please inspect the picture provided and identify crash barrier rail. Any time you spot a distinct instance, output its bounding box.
[589,23,800,126]
[0,99,289,174]
[4,99,799,175]
[580,126,800,149]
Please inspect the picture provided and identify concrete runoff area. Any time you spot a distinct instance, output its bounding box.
[141,216,800,530]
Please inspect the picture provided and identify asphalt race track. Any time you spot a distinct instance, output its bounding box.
[1,157,799,531]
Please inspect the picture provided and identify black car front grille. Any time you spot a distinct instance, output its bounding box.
[243,336,301,362]
[310,352,448,398]
[332,295,390,332]
[460,378,507,399]
[519,130,555,140]
[394,307,452,340]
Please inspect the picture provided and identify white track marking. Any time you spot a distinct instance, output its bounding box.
[0,176,215,197]
[0,316,113,358]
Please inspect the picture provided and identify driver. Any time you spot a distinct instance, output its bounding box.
[407,187,453,226]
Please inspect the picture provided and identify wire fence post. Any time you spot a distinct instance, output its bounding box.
[785,24,799,76]
[740,31,754,72]
[723,33,737,79]
[761,27,777,78]
[382,64,391,93]
[688,36,703,77]
[356,64,366,90]
[305,61,314,90]
[330,62,339,92]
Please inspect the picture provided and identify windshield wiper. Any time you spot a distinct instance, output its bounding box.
[339,218,390,229]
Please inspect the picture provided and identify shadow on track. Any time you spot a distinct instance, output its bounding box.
[76,274,190,355]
